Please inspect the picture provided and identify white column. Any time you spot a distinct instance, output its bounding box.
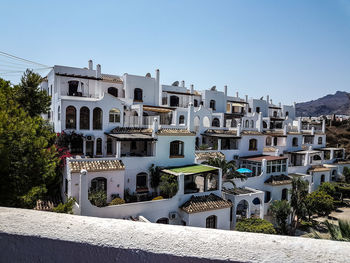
[116,141,121,158]
[93,138,97,156]
[218,138,222,151]
[83,139,86,156]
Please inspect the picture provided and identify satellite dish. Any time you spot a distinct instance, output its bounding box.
[172,81,179,86]
[145,73,151,77]
[211,86,216,91]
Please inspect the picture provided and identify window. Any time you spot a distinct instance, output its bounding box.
[109,108,120,123]
[93,107,103,130]
[134,88,143,101]
[321,174,325,183]
[264,191,271,203]
[68,81,79,96]
[170,95,179,107]
[281,188,288,200]
[266,137,272,146]
[80,107,90,130]
[179,115,185,124]
[304,136,314,144]
[156,218,169,224]
[107,138,113,155]
[250,120,254,128]
[96,138,102,155]
[65,106,76,129]
[273,111,277,117]
[108,87,118,97]
[263,121,267,128]
[131,141,137,150]
[292,137,298,147]
[206,215,217,229]
[212,118,220,127]
[285,111,289,117]
[249,139,257,151]
[194,99,198,107]
[245,120,249,128]
[58,106,61,121]
[170,140,184,157]
[91,177,107,192]
[256,107,260,113]
[209,100,216,110]
[273,137,278,146]
[318,137,323,145]
[136,173,148,190]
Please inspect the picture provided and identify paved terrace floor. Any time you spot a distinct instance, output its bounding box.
[1,207,350,263]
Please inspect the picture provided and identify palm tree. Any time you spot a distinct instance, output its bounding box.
[323,220,350,242]
[203,157,246,186]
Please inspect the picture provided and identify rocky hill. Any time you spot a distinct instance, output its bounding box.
[296,91,350,117]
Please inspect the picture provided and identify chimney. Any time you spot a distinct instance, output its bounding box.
[190,84,194,104]
[224,85,227,97]
[181,80,185,88]
[297,117,302,133]
[152,117,159,137]
[266,95,269,104]
[245,95,248,102]
[283,124,287,135]
[237,123,241,137]
[322,119,326,133]
[270,99,273,105]
[311,126,315,136]
[96,64,101,78]
[190,84,194,94]
[257,112,263,132]
[88,60,93,70]
[156,69,160,106]
[279,102,281,107]
[236,91,239,98]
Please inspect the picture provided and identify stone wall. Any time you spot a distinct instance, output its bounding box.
[1,207,350,263]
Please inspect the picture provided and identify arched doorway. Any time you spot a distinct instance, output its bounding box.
[236,200,249,220]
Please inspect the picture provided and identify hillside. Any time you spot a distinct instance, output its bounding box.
[326,120,350,158]
[296,91,350,117]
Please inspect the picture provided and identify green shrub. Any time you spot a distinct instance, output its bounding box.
[88,190,107,207]
[236,218,276,234]
[305,190,334,217]
[159,173,178,198]
[199,144,209,150]
[53,197,75,214]
[108,197,125,206]
[319,182,336,197]
[21,185,47,208]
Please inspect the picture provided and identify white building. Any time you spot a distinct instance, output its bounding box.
[41,60,350,230]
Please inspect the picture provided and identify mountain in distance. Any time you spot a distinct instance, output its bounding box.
[295,91,350,117]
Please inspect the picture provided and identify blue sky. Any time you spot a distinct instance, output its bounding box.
[1,0,350,104]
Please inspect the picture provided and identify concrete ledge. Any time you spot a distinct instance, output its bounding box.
[1,207,350,262]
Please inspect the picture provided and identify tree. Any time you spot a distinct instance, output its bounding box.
[324,220,350,242]
[159,173,178,198]
[15,69,51,117]
[203,157,246,185]
[269,200,291,234]
[304,190,334,219]
[343,167,350,184]
[0,78,59,208]
[290,177,309,233]
[149,164,161,192]
[319,182,336,197]
[236,218,276,234]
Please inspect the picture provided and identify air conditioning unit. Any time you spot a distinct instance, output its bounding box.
[86,135,94,141]
[169,212,178,220]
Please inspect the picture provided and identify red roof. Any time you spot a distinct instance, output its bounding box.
[242,155,287,162]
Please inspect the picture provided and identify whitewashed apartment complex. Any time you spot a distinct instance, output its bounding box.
[41,60,350,230]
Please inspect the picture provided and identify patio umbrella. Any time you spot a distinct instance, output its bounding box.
[236,168,252,174]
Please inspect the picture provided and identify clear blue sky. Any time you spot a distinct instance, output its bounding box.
[1,0,350,104]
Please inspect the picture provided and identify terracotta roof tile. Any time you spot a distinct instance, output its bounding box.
[264,175,292,185]
[157,129,195,136]
[180,193,232,214]
[69,159,125,173]
[110,127,152,134]
[195,152,225,160]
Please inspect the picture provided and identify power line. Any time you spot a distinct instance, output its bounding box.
[0,51,50,68]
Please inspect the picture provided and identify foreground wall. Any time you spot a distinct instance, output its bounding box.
[1,207,350,263]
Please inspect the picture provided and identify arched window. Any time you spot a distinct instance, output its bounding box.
[318,137,323,145]
[136,172,148,190]
[170,96,179,107]
[263,121,267,128]
[245,120,249,128]
[134,88,143,101]
[107,138,113,155]
[321,174,325,183]
[292,137,298,147]
[93,107,103,130]
[156,218,169,224]
[252,197,261,205]
[194,116,200,128]
[58,106,61,121]
[206,215,217,229]
[249,139,257,151]
[266,137,272,146]
[109,108,120,123]
[80,107,90,130]
[273,137,278,146]
[66,106,76,129]
[194,99,198,107]
[285,111,289,117]
[210,100,216,110]
[256,107,260,113]
[203,116,210,128]
[281,188,288,200]
[231,119,237,127]
[96,138,102,155]
[313,155,321,161]
[68,81,79,96]
[170,140,184,157]
[273,111,277,117]
[250,120,254,128]
[108,87,118,97]
[179,115,185,124]
[91,177,107,192]
[212,118,220,127]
